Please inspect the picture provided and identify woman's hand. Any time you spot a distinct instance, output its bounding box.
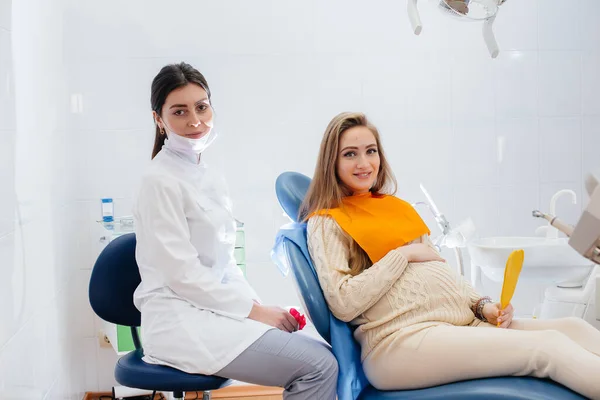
[399,243,445,263]
[248,304,299,333]
[482,302,514,328]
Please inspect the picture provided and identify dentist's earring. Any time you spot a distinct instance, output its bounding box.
[155,118,165,135]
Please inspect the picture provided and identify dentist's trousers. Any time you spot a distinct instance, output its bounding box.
[364,317,600,400]
[216,329,338,400]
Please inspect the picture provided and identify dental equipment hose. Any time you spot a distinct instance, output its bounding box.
[533,210,600,264]
[532,210,574,237]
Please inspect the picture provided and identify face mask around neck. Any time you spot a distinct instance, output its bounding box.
[163,125,218,154]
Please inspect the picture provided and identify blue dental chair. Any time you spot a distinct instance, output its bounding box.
[271,171,586,400]
[88,233,231,400]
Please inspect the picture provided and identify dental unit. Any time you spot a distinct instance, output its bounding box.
[416,171,600,329]
[533,172,600,266]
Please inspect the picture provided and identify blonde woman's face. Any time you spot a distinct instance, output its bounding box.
[336,126,380,195]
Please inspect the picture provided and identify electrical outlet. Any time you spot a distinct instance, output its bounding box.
[98,331,112,348]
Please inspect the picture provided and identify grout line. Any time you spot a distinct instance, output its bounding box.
[41,376,58,400]
[492,42,500,227]
[579,50,584,200]
[0,271,74,354]
[0,230,15,241]
[536,43,542,211]
[0,311,36,354]
[64,128,151,133]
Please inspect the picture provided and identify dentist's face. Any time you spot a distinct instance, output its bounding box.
[336,126,380,195]
[154,83,213,139]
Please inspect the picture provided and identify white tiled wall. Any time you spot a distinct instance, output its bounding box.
[0,0,97,398]
[1,0,599,396]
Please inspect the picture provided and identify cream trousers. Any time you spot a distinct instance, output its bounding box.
[363,317,600,399]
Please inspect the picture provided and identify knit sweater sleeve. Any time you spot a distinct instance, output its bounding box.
[419,233,484,308]
[307,215,409,322]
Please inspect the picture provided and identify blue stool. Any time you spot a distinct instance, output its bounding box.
[272,171,585,400]
[88,233,232,399]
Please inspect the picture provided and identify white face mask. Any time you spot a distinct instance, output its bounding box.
[163,125,218,154]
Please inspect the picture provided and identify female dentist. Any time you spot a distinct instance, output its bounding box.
[132,62,338,400]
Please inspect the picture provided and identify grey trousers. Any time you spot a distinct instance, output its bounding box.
[216,329,338,400]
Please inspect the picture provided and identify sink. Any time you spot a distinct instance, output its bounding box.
[468,237,595,287]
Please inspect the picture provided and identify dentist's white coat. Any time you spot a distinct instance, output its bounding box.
[132,143,272,375]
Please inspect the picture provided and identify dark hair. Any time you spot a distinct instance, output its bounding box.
[150,62,212,159]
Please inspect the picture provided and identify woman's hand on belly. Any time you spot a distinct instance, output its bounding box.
[400,243,445,263]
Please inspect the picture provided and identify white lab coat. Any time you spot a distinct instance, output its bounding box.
[132,145,272,375]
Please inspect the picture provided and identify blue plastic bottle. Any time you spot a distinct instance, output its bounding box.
[101,198,114,223]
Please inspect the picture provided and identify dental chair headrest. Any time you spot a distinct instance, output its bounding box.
[275,172,312,222]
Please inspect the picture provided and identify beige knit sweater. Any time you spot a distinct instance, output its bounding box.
[307,215,483,361]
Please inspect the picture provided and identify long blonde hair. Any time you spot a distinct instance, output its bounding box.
[299,112,397,276]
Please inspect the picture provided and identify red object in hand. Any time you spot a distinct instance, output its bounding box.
[289,308,307,330]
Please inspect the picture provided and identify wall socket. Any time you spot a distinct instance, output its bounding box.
[98,330,112,348]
